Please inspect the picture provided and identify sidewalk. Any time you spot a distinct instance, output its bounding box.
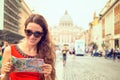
[55,54,78,80]
[55,54,120,80]
[55,60,64,80]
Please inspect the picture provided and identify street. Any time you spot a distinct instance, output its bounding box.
[55,54,120,80]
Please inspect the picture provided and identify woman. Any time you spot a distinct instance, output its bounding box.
[1,14,56,80]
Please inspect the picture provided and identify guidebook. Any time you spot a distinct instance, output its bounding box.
[11,56,44,73]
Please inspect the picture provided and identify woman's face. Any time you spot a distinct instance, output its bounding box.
[25,22,43,46]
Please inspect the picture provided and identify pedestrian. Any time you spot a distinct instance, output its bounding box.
[1,41,9,54]
[62,46,68,66]
[108,48,114,59]
[72,48,76,59]
[0,45,2,56]
[113,49,118,61]
[0,44,2,74]
[1,14,56,80]
[0,45,2,61]
[104,48,109,59]
[117,48,120,62]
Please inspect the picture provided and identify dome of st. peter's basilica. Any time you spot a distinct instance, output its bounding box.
[50,10,83,48]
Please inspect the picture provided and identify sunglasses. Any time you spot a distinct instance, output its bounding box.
[24,29,43,38]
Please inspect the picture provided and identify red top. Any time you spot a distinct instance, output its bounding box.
[10,45,41,80]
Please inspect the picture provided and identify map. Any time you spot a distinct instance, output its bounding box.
[11,56,44,73]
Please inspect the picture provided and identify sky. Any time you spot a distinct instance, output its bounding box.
[25,0,108,29]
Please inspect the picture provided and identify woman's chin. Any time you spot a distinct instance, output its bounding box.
[28,42,37,46]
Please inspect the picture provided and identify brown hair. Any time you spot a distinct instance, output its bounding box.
[24,14,56,80]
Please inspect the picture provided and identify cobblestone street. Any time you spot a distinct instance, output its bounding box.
[55,55,120,80]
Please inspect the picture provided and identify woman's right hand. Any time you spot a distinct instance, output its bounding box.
[2,62,14,75]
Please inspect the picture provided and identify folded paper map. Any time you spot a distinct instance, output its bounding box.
[11,56,44,72]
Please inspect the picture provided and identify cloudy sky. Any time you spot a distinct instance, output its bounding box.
[25,0,108,29]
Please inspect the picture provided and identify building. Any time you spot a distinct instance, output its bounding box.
[100,0,120,49]
[87,0,120,54]
[18,0,32,36]
[89,12,99,44]
[0,0,32,44]
[50,10,84,49]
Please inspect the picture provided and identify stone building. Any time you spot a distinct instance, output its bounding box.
[0,0,31,44]
[99,0,120,49]
[50,11,83,49]
[88,0,120,54]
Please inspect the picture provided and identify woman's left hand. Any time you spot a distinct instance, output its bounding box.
[41,63,52,77]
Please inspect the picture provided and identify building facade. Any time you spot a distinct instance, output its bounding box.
[18,0,32,36]
[0,0,32,44]
[100,0,120,49]
[87,0,120,53]
[50,11,84,49]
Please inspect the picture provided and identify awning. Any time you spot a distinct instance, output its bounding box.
[0,30,24,43]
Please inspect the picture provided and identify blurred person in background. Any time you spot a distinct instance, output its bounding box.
[0,45,2,56]
[72,48,76,59]
[2,41,9,54]
[0,45,2,62]
[62,46,68,66]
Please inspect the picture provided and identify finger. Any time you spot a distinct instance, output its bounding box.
[41,68,52,76]
[3,62,13,67]
[3,62,14,73]
[41,67,52,72]
[41,64,52,69]
[42,70,51,75]
[41,63,51,67]
[42,68,52,73]
[4,64,13,70]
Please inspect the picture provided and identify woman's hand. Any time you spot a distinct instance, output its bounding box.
[2,62,14,75]
[41,63,52,78]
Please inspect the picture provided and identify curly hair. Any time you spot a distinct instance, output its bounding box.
[24,14,56,80]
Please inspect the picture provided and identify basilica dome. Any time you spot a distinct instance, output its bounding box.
[59,10,73,26]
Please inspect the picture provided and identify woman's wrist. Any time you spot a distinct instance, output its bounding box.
[45,75,52,80]
[0,73,10,80]
[0,73,9,77]
[5,73,10,76]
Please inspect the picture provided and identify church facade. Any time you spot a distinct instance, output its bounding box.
[50,11,84,49]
